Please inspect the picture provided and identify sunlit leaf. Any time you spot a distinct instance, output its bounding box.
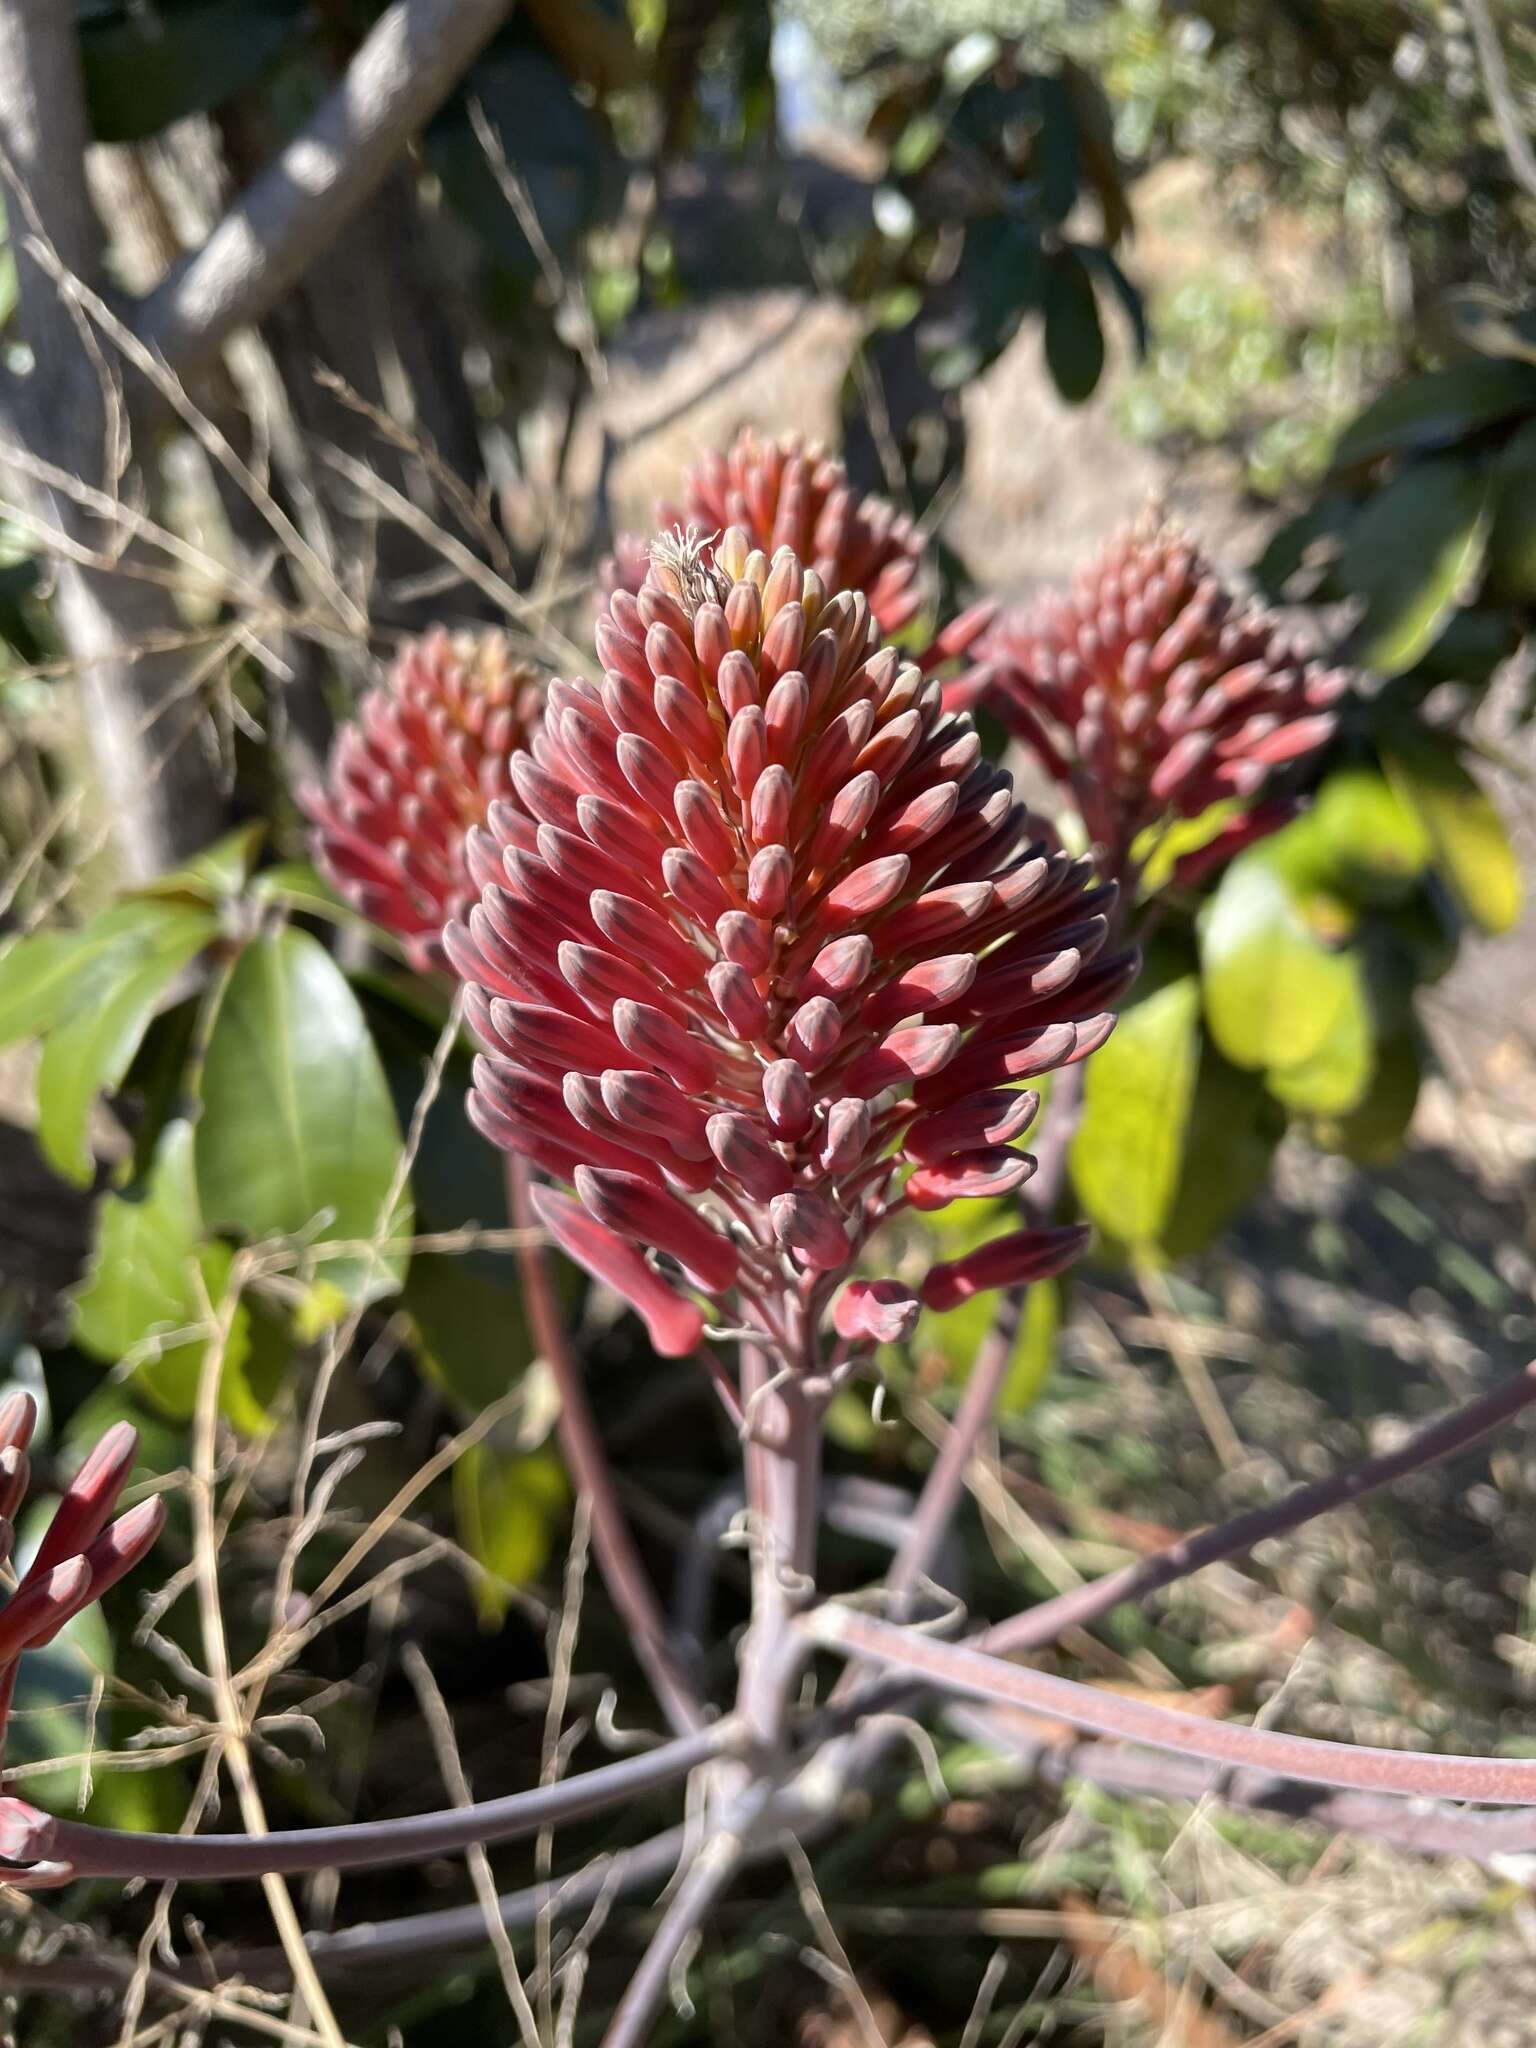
[1383,733,1523,935]
[1313,1027,1424,1164]
[1265,952,1374,1115]
[1311,766,1431,907]
[1198,853,1357,1072]
[1070,975,1202,1249]
[73,1118,275,1431]
[196,930,411,1306]
[454,1442,570,1624]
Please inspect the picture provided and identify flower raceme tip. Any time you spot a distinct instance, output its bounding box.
[447,526,1133,1366]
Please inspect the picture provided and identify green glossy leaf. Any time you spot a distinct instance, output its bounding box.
[1313,1027,1424,1164]
[1042,248,1105,404]
[1339,458,1491,677]
[1486,420,1536,602]
[1383,734,1523,935]
[1329,359,1536,471]
[73,1119,273,1430]
[1198,853,1358,1073]
[79,0,305,143]
[138,823,264,905]
[1312,767,1431,907]
[0,900,215,1049]
[36,904,216,1184]
[454,1443,570,1624]
[1070,975,1202,1249]
[1265,951,1374,1115]
[196,929,411,1306]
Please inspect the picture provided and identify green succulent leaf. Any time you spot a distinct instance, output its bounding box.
[454,1442,570,1624]
[1311,766,1432,907]
[1198,852,1358,1073]
[1485,419,1536,602]
[1159,1048,1286,1260]
[1070,974,1202,1250]
[1329,359,1536,471]
[1339,457,1491,677]
[73,1118,275,1431]
[195,929,411,1308]
[1312,1027,1424,1164]
[1382,733,1522,936]
[0,900,218,1186]
[1265,952,1374,1116]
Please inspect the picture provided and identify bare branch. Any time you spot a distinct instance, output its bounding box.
[135,0,516,372]
[811,1603,1536,1805]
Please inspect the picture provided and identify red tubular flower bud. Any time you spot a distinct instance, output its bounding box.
[921,1224,1093,1311]
[834,1279,921,1344]
[448,525,1127,1362]
[533,1186,705,1358]
[303,631,543,969]
[573,1167,738,1294]
[965,514,1350,872]
[770,1192,849,1272]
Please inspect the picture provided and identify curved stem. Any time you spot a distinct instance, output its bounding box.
[507,1155,707,1737]
[31,1724,730,1882]
[599,1811,758,2048]
[813,1602,1536,1806]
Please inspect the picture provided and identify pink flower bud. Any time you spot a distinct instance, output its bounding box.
[833,1279,921,1344]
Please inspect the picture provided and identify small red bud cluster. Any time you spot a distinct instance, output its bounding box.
[958,515,1349,879]
[303,629,543,971]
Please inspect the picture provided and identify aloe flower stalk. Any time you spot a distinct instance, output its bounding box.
[959,515,1350,882]
[447,528,1133,1370]
[0,1399,163,1808]
[302,629,543,971]
[605,428,995,664]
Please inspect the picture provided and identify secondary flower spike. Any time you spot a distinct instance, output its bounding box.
[303,630,543,972]
[449,527,1133,1364]
[959,514,1350,876]
[604,428,994,661]
[0,1398,165,1785]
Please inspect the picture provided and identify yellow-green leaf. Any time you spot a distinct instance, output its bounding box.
[454,1443,570,1624]
[1198,854,1358,1072]
[1266,951,1374,1115]
[1383,735,1523,935]
[1070,975,1201,1249]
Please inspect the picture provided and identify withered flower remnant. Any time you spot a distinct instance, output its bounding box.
[303,629,544,971]
[448,527,1133,1364]
[961,515,1349,878]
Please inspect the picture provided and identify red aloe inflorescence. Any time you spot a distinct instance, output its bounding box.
[606,427,994,668]
[959,514,1350,881]
[0,1399,163,1850]
[446,527,1135,1367]
[302,629,544,972]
